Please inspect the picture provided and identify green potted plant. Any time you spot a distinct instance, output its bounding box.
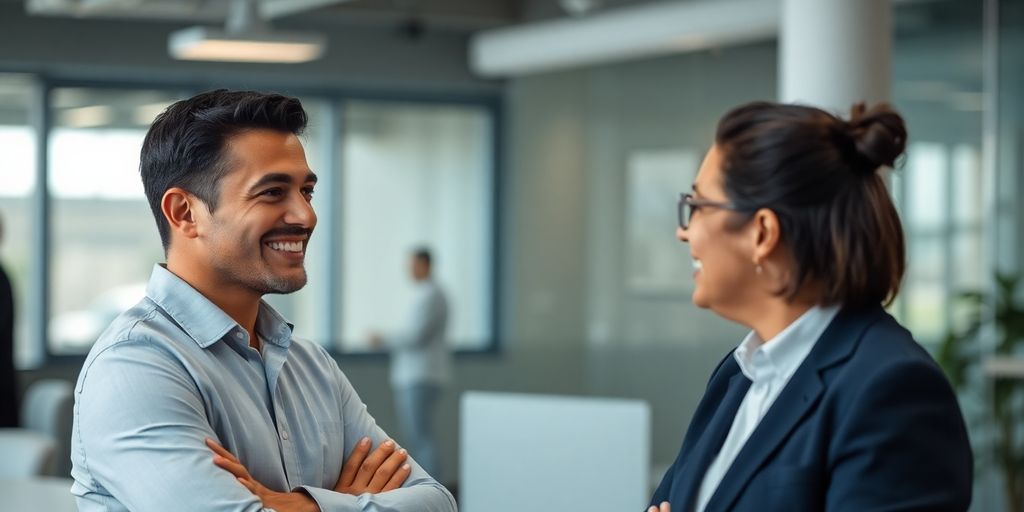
[938,273,1024,512]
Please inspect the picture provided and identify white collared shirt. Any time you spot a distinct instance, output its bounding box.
[386,279,452,388]
[694,304,841,512]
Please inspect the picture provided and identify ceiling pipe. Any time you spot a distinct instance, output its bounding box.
[25,0,356,21]
[469,0,780,77]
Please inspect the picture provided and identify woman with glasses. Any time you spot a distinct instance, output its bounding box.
[647,102,972,512]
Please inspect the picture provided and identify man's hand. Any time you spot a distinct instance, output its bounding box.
[648,502,670,512]
[335,437,411,495]
[207,438,319,512]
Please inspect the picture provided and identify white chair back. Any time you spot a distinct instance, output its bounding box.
[0,428,56,478]
[460,392,650,512]
[21,379,74,477]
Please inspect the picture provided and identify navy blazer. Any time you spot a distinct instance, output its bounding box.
[650,305,972,511]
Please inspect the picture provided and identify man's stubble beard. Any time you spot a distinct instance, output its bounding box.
[216,259,308,296]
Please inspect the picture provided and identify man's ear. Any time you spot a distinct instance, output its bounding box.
[161,187,201,241]
[750,207,782,266]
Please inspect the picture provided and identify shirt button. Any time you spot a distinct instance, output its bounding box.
[281,430,289,441]
[235,332,244,339]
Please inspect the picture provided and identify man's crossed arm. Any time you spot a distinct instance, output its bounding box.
[73,341,456,512]
[207,437,411,512]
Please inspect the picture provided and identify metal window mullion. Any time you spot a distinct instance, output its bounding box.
[488,97,503,353]
[943,145,956,335]
[897,151,910,323]
[321,98,342,350]
[979,0,1001,510]
[30,78,51,365]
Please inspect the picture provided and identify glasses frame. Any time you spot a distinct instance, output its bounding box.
[677,193,755,230]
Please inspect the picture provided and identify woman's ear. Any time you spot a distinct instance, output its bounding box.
[161,187,200,241]
[750,207,781,267]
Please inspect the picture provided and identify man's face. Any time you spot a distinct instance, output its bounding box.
[196,129,317,297]
[410,257,430,281]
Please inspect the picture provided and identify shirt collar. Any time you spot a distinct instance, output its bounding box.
[146,264,294,349]
[733,304,842,384]
[255,301,295,348]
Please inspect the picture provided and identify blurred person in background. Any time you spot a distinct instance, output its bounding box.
[648,102,972,512]
[0,212,17,427]
[371,247,451,481]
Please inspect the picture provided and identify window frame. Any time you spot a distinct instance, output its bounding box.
[14,74,503,368]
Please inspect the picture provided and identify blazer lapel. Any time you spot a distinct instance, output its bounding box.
[671,370,751,511]
[704,364,824,511]
[702,306,883,512]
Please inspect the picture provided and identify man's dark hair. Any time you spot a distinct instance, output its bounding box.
[140,89,308,251]
[413,247,433,267]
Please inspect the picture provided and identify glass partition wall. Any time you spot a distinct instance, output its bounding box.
[5,81,498,362]
[47,88,181,354]
[0,74,37,367]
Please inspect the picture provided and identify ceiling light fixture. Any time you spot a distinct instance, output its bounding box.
[168,0,325,64]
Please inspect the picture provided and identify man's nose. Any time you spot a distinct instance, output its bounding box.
[286,194,317,228]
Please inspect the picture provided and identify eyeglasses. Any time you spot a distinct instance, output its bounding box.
[677,193,753,230]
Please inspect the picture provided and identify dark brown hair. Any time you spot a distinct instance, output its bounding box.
[413,247,433,267]
[714,101,907,308]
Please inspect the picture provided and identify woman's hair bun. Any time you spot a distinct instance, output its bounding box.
[844,102,907,173]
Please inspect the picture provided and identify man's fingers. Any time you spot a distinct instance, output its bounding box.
[338,437,372,488]
[381,463,412,492]
[213,455,252,480]
[649,501,670,512]
[352,440,397,488]
[206,440,268,500]
[237,477,257,494]
[367,448,409,491]
[206,438,240,464]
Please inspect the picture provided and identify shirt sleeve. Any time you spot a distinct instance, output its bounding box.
[385,288,444,349]
[298,352,457,512]
[75,341,272,512]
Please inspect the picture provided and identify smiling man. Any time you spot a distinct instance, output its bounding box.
[70,90,457,512]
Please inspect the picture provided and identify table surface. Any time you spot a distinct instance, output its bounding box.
[0,477,77,512]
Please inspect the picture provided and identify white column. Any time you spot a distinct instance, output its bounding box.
[779,0,891,112]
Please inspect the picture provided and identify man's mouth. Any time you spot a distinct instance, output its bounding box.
[265,241,304,253]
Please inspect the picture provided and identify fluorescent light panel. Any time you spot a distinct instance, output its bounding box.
[133,102,171,126]
[60,105,114,128]
[169,26,325,63]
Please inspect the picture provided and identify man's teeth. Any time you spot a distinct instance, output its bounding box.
[267,241,303,252]
[692,259,703,270]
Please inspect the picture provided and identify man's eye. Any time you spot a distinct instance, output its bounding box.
[261,188,284,197]
[302,186,315,198]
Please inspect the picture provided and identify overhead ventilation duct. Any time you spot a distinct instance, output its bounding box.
[27,0,352,22]
[469,0,779,77]
[168,0,326,63]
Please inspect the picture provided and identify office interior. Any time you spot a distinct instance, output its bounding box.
[0,0,1022,510]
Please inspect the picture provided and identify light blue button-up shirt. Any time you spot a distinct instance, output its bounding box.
[71,264,457,512]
